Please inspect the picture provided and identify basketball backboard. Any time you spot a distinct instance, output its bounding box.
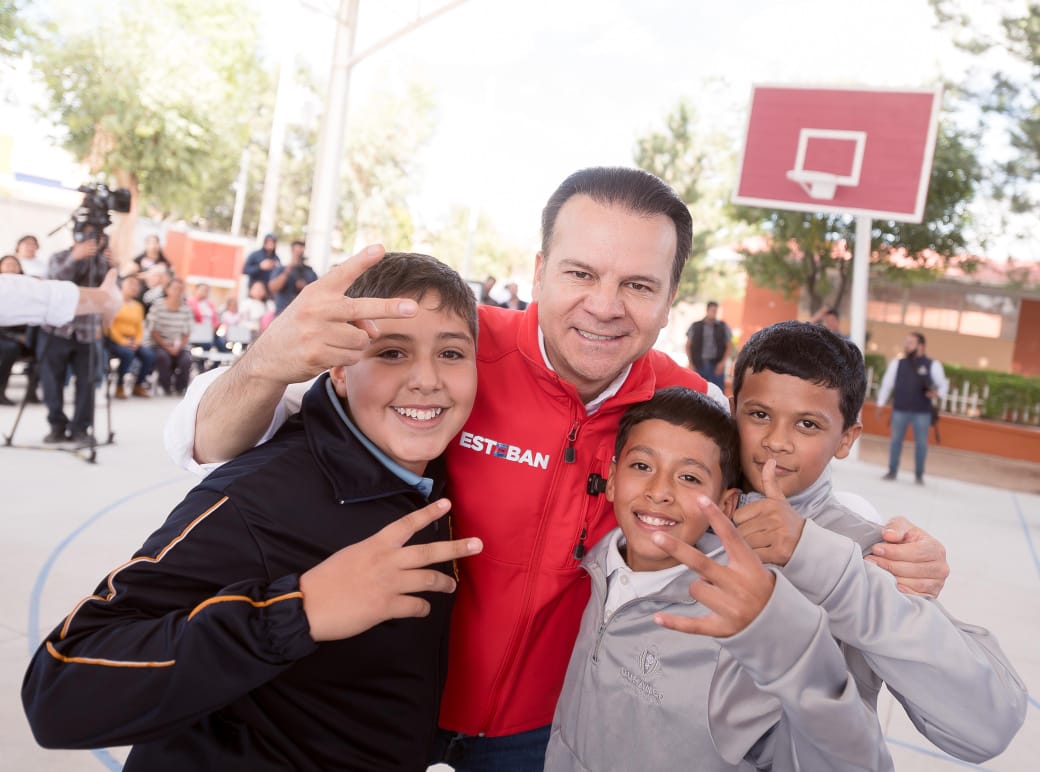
[733,85,942,223]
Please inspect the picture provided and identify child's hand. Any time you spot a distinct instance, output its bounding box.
[299,499,482,641]
[865,516,949,598]
[732,459,805,566]
[650,494,775,638]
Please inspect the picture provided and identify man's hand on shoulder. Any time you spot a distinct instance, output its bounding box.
[865,516,949,598]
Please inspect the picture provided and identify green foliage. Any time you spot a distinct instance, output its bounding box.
[633,98,738,303]
[32,0,269,220]
[420,204,531,283]
[932,1,1040,213]
[733,122,982,313]
[943,363,1040,424]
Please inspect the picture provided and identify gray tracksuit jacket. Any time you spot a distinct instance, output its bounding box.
[545,529,894,771]
[767,470,1027,763]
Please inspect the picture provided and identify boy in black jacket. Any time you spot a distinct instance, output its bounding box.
[23,253,483,771]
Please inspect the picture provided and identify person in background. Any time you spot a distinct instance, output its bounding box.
[502,281,528,310]
[145,278,193,396]
[876,332,949,485]
[268,240,318,316]
[105,275,154,399]
[478,275,501,306]
[132,235,171,275]
[15,235,48,279]
[39,236,110,445]
[242,233,281,292]
[685,300,737,392]
[140,264,172,313]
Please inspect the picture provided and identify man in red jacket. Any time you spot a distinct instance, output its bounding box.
[169,167,951,771]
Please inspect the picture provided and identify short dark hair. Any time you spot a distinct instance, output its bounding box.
[614,386,740,490]
[345,253,478,341]
[732,321,866,430]
[540,167,693,291]
[16,235,38,249]
[912,331,926,347]
[291,240,305,249]
[706,300,719,310]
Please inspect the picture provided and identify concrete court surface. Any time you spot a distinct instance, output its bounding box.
[1,389,1037,771]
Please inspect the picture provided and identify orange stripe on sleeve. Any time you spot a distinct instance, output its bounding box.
[59,496,231,641]
[187,592,304,621]
[46,640,174,668]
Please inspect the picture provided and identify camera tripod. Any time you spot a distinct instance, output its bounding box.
[2,335,117,464]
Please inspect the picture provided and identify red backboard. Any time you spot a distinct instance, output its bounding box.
[733,85,942,223]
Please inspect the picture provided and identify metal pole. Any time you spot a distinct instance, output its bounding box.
[304,0,359,277]
[849,214,872,461]
[256,30,298,242]
[230,148,250,237]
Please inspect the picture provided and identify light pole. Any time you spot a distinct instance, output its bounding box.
[304,0,472,276]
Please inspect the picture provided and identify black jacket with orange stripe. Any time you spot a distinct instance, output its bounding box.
[22,374,453,771]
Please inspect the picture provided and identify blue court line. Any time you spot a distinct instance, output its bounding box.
[27,476,188,772]
[884,737,995,770]
[1011,492,1040,582]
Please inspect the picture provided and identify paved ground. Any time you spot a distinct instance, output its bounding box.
[1,386,1038,771]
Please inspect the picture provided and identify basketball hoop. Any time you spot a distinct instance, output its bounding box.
[785,128,866,201]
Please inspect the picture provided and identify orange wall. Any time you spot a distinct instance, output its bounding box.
[1012,299,1040,376]
[165,231,245,284]
[739,280,800,345]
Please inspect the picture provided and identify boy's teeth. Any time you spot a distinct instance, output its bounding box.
[394,407,443,421]
[637,513,676,527]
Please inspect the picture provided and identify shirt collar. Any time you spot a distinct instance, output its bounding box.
[323,378,434,498]
[536,325,633,414]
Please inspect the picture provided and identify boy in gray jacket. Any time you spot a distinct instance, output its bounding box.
[724,321,1026,763]
[545,387,893,771]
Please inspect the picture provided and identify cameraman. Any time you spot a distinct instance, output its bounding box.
[39,234,111,445]
[267,240,317,317]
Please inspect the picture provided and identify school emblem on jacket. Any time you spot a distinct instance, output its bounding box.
[640,645,662,677]
[620,645,664,704]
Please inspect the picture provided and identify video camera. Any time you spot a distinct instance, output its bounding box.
[66,183,132,287]
[72,183,132,244]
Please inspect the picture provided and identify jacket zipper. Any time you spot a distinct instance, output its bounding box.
[479,414,588,732]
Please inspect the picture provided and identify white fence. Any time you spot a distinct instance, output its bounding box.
[866,367,1040,425]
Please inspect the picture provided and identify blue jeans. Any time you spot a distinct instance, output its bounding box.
[695,359,725,391]
[106,340,155,385]
[888,409,932,478]
[432,724,550,772]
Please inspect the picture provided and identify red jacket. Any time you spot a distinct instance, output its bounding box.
[440,303,709,736]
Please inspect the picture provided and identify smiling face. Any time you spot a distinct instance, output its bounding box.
[734,369,861,498]
[329,292,477,476]
[533,195,677,403]
[607,418,738,572]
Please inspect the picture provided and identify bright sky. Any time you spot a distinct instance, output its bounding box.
[274,0,958,252]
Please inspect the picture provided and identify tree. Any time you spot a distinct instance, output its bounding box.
[633,98,739,302]
[31,0,270,260]
[931,1,1040,213]
[733,122,983,314]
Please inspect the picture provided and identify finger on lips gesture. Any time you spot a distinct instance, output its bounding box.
[730,459,805,567]
[651,495,775,639]
[299,499,483,642]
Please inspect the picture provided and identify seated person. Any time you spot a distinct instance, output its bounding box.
[22,253,484,770]
[726,321,1026,762]
[145,278,193,395]
[546,387,893,771]
[105,275,154,398]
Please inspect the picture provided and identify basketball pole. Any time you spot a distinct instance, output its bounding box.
[848,214,872,462]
